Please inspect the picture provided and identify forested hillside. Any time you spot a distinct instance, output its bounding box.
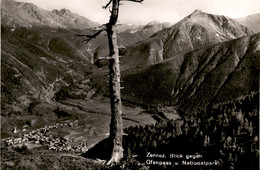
[122,92,259,169]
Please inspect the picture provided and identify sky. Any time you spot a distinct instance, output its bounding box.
[16,0,260,25]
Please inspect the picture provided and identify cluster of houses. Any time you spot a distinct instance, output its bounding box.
[47,137,88,153]
[3,120,88,153]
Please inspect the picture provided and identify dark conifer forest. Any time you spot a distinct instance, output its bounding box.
[122,92,259,169]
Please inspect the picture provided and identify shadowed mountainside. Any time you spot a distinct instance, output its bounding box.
[121,33,260,113]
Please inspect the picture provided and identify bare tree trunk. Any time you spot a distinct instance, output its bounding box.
[106,0,123,165]
[77,0,143,165]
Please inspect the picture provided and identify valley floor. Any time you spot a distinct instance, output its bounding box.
[1,96,158,155]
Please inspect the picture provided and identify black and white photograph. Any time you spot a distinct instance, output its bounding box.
[1,0,259,169]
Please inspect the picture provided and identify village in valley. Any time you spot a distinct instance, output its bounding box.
[2,120,89,153]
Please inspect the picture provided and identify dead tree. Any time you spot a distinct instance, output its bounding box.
[77,0,143,165]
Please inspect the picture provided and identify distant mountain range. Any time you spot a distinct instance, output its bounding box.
[235,13,260,33]
[1,0,99,29]
[116,21,172,48]
[1,0,172,34]
[118,21,171,34]
[1,0,259,116]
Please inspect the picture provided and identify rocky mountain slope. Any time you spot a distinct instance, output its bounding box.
[120,10,254,70]
[235,13,260,33]
[1,0,99,29]
[121,33,260,113]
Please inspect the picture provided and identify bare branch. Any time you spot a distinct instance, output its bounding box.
[109,7,112,13]
[93,24,107,31]
[76,30,104,43]
[103,0,113,9]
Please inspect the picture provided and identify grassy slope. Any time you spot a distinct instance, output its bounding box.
[1,26,95,111]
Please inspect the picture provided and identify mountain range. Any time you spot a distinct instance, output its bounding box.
[1,0,259,116]
[1,0,99,29]
[235,13,260,33]
[121,33,260,113]
[120,9,254,70]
